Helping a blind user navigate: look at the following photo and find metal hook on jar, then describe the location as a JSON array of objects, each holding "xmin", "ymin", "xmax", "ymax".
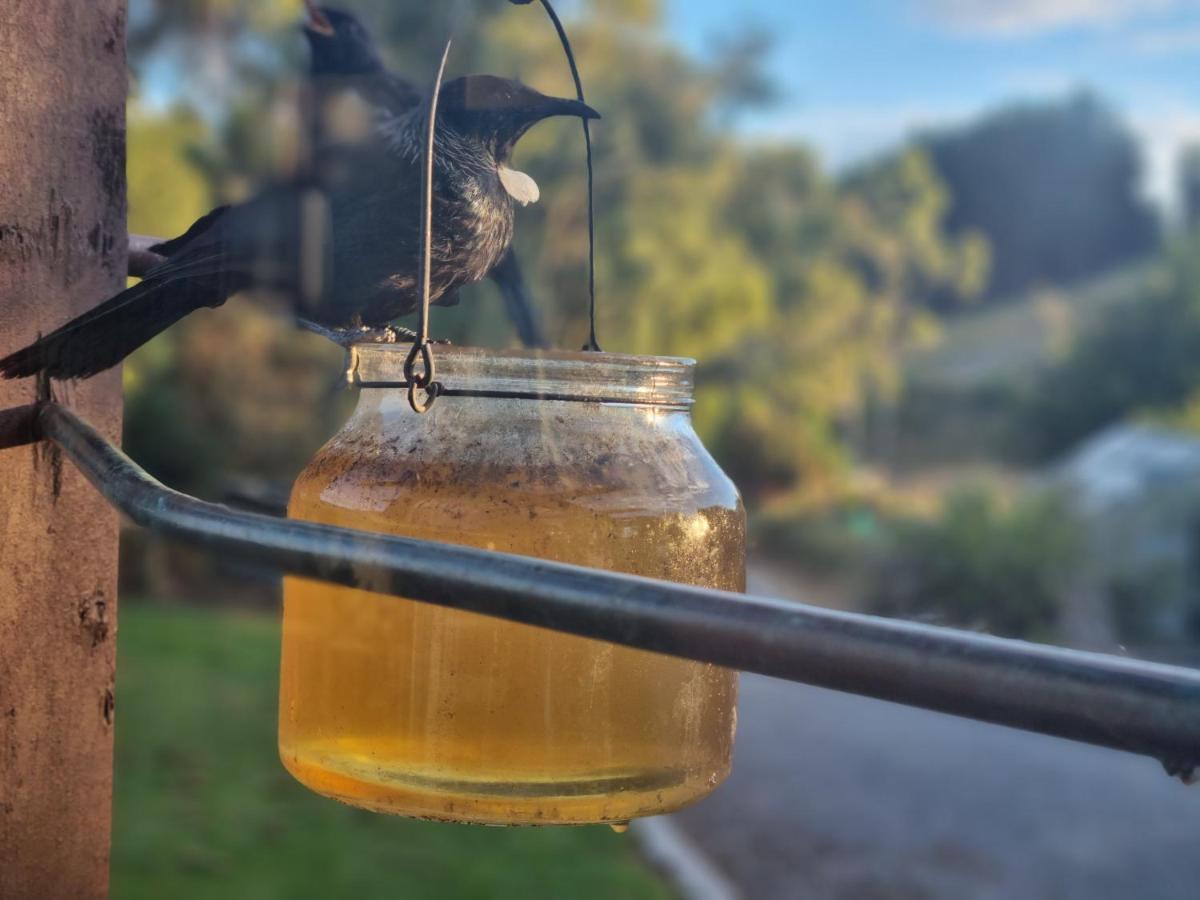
[
  {"xmin": 403, "ymin": 340, "xmax": 439, "ymax": 413},
  {"xmin": 407, "ymin": 378, "xmax": 441, "ymax": 414}
]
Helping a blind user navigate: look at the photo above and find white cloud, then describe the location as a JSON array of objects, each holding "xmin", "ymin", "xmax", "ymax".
[
  {"xmin": 1132, "ymin": 24, "xmax": 1200, "ymax": 54},
  {"xmin": 922, "ymin": 0, "xmax": 1182, "ymax": 37}
]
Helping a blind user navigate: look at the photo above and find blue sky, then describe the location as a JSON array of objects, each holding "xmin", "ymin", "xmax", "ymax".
[{"xmin": 667, "ymin": 0, "xmax": 1200, "ymax": 211}]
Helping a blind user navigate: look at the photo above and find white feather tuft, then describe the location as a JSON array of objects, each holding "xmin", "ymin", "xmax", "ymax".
[{"xmin": 498, "ymin": 165, "xmax": 540, "ymax": 206}]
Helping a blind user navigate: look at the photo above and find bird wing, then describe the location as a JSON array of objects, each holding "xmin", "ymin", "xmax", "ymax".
[
  {"xmin": 146, "ymin": 186, "xmax": 313, "ymax": 283},
  {"xmin": 147, "ymin": 205, "xmax": 231, "ymax": 257},
  {"xmin": 488, "ymin": 248, "xmax": 547, "ymax": 347}
]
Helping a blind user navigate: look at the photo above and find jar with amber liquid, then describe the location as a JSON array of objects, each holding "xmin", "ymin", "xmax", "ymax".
[{"xmin": 279, "ymin": 345, "xmax": 745, "ymax": 825}]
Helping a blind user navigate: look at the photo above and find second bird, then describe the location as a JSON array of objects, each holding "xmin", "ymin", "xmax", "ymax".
[{"xmin": 0, "ymin": 71, "xmax": 598, "ymax": 380}]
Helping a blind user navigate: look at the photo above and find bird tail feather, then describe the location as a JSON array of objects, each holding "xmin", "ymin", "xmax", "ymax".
[
  {"xmin": 0, "ymin": 277, "xmax": 215, "ymax": 380},
  {"xmin": 489, "ymin": 250, "xmax": 547, "ymax": 349}
]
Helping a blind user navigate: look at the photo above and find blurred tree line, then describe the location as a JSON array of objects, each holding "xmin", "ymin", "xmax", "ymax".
[
  {"xmin": 1015, "ymin": 232, "xmax": 1200, "ymax": 460},
  {"xmin": 124, "ymin": 0, "xmax": 985, "ymax": 500},
  {"xmin": 862, "ymin": 91, "xmax": 1159, "ymax": 307},
  {"xmin": 123, "ymin": 0, "xmax": 1164, "ymax": 505}
]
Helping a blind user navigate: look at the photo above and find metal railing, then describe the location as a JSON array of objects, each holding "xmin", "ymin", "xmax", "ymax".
[{"xmin": 3, "ymin": 399, "xmax": 1198, "ymax": 782}]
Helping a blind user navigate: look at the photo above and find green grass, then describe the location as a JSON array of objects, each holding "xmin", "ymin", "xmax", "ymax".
[{"xmin": 111, "ymin": 604, "xmax": 670, "ymax": 900}]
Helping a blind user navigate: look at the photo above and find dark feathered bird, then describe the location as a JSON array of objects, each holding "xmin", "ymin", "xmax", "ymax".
[
  {"xmin": 301, "ymin": 3, "xmax": 551, "ymax": 348},
  {"xmin": 0, "ymin": 71, "xmax": 597, "ymax": 380}
]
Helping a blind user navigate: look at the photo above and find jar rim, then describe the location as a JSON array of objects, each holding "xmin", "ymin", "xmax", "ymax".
[{"xmin": 349, "ymin": 344, "xmax": 695, "ymax": 408}]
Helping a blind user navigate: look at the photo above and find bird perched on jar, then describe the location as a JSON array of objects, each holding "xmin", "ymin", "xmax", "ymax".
[
  {"xmin": 0, "ymin": 65, "xmax": 597, "ymax": 380},
  {"xmin": 300, "ymin": 2, "xmax": 549, "ymax": 348}
]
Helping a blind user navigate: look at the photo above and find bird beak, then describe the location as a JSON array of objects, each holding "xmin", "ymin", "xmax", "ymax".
[
  {"xmin": 303, "ymin": 0, "xmax": 336, "ymax": 36},
  {"xmin": 538, "ymin": 97, "xmax": 602, "ymax": 122}
]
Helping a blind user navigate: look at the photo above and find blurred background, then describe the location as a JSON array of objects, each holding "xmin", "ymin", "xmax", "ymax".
[{"xmin": 114, "ymin": 1, "xmax": 1200, "ymax": 897}]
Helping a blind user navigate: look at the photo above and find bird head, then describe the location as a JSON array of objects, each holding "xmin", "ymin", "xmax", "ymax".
[
  {"xmin": 303, "ymin": 3, "xmax": 383, "ymax": 76},
  {"xmin": 437, "ymin": 75, "xmax": 600, "ymax": 205}
]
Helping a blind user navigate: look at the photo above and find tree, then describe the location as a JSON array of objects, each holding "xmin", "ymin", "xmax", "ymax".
[
  {"xmin": 843, "ymin": 149, "xmax": 990, "ymax": 313},
  {"xmin": 1016, "ymin": 233, "xmax": 1200, "ymax": 459},
  {"xmin": 919, "ymin": 91, "xmax": 1159, "ymax": 300},
  {"xmin": 1181, "ymin": 144, "xmax": 1200, "ymax": 233},
  {"xmin": 699, "ymin": 146, "xmax": 977, "ymax": 495}
]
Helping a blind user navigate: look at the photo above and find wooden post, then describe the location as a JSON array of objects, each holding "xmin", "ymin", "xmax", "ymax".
[{"xmin": 0, "ymin": 3, "xmax": 127, "ymax": 897}]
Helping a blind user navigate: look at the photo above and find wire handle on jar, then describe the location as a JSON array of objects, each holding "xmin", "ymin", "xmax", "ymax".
[
  {"xmin": 408, "ymin": 1, "xmax": 600, "ymax": 413},
  {"xmin": 405, "ymin": 15, "xmax": 458, "ymax": 414},
  {"xmin": 511, "ymin": 0, "xmax": 602, "ymax": 352}
]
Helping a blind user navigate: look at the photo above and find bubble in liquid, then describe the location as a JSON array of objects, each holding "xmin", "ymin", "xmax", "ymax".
[{"xmin": 610, "ymin": 822, "xmax": 630, "ymax": 834}]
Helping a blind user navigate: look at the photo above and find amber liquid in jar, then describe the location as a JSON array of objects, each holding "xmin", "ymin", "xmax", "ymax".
[{"xmin": 279, "ymin": 347, "xmax": 744, "ymax": 825}]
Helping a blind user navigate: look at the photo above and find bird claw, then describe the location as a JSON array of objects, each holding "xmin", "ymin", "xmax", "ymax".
[
  {"xmin": 298, "ymin": 320, "xmax": 394, "ymax": 348},
  {"xmin": 298, "ymin": 319, "xmax": 450, "ymax": 348},
  {"xmin": 362, "ymin": 326, "xmax": 452, "ymax": 346},
  {"xmin": 366, "ymin": 325, "xmax": 414, "ymax": 344}
]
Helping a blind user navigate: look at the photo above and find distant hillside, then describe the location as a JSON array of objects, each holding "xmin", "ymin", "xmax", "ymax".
[
  {"xmin": 906, "ymin": 263, "xmax": 1156, "ymax": 390},
  {"xmin": 865, "ymin": 263, "xmax": 1157, "ymax": 477}
]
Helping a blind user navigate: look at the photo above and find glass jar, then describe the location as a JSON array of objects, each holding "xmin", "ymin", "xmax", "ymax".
[{"xmin": 278, "ymin": 345, "xmax": 745, "ymax": 825}]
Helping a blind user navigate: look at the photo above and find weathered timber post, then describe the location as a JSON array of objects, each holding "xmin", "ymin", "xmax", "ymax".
[{"xmin": 0, "ymin": 3, "xmax": 127, "ymax": 897}]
